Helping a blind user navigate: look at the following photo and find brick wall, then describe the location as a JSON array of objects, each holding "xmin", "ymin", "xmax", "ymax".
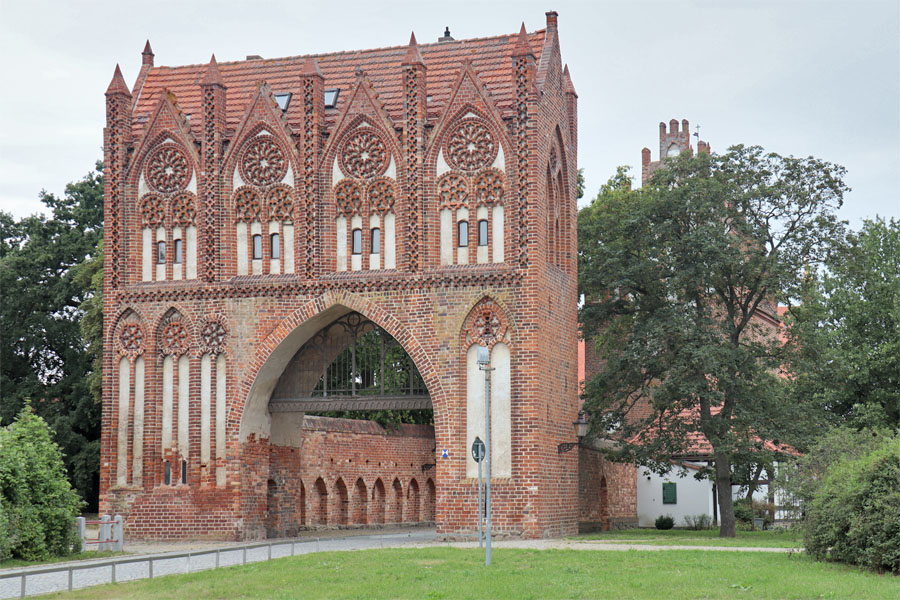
[{"xmin": 578, "ymin": 447, "xmax": 638, "ymax": 531}]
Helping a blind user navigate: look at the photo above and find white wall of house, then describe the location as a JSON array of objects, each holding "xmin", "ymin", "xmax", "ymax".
[
  {"xmin": 637, "ymin": 462, "xmax": 790, "ymax": 527},
  {"xmin": 637, "ymin": 465, "xmax": 714, "ymax": 527}
]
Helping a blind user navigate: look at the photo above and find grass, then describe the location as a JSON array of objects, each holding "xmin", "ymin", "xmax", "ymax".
[
  {"xmin": 576, "ymin": 527, "xmax": 803, "ymax": 548},
  {"xmin": 48, "ymin": 547, "xmax": 898, "ymax": 599},
  {"xmin": 0, "ymin": 551, "xmax": 120, "ymax": 570}
]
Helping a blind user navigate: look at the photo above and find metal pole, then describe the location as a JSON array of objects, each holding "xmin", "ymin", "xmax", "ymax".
[
  {"xmin": 484, "ymin": 360, "xmax": 492, "ymax": 566},
  {"xmin": 478, "ymin": 457, "xmax": 483, "ymax": 548}
]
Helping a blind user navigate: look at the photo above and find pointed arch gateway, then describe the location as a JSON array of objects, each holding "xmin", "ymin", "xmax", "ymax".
[{"xmin": 237, "ymin": 293, "xmax": 444, "ymax": 534}]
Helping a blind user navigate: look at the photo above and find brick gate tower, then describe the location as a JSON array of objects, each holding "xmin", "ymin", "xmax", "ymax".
[{"xmin": 100, "ymin": 11, "xmax": 582, "ymax": 539}]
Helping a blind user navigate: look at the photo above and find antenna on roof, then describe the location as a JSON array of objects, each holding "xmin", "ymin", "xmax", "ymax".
[{"xmin": 693, "ymin": 124, "xmax": 701, "ymax": 138}]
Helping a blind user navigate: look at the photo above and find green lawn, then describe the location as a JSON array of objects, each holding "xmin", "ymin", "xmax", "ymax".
[
  {"xmin": 576, "ymin": 527, "xmax": 803, "ymax": 548},
  {"xmin": 49, "ymin": 547, "xmax": 897, "ymax": 599},
  {"xmin": 0, "ymin": 551, "xmax": 120, "ymax": 570}
]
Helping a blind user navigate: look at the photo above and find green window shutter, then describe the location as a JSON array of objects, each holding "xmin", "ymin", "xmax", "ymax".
[{"xmin": 662, "ymin": 482, "xmax": 677, "ymax": 504}]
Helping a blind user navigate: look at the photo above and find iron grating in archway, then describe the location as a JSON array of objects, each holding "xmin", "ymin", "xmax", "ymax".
[{"xmin": 269, "ymin": 312, "xmax": 430, "ymax": 412}]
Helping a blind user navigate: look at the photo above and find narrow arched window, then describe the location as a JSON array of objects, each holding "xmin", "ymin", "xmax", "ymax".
[
  {"xmin": 156, "ymin": 241, "xmax": 166, "ymax": 264},
  {"xmin": 174, "ymin": 239, "xmax": 183, "ymax": 264},
  {"xmin": 352, "ymin": 228, "xmax": 362, "ymax": 255},
  {"xmin": 457, "ymin": 221, "xmax": 468, "ymax": 247},
  {"xmin": 478, "ymin": 220, "xmax": 489, "ymax": 246},
  {"xmin": 181, "ymin": 459, "xmax": 188, "ymax": 485},
  {"xmin": 270, "ymin": 233, "xmax": 280, "ymax": 259},
  {"xmin": 252, "ymin": 234, "xmax": 262, "ymax": 260},
  {"xmin": 371, "ymin": 228, "xmax": 381, "ymax": 254},
  {"xmin": 164, "ymin": 460, "xmax": 172, "ymax": 485}
]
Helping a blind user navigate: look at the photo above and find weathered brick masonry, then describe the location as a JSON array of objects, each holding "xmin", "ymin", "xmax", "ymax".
[{"xmin": 100, "ymin": 12, "xmax": 609, "ymax": 540}]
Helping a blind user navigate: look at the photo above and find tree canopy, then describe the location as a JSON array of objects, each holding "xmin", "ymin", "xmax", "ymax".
[
  {"xmin": 786, "ymin": 217, "xmax": 900, "ymax": 429},
  {"xmin": 578, "ymin": 146, "xmax": 847, "ymax": 536},
  {"xmin": 0, "ymin": 164, "xmax": 103, "ymax": 509}
]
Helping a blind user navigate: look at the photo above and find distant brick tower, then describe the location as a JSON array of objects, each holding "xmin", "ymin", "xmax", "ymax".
[
  {"xmin": 99, "ymin": 12, "xmax": 590, "ymax": 541},
  {"xmin": 641, "ymin": 118, "xmax": 710, "ymax": 184}
]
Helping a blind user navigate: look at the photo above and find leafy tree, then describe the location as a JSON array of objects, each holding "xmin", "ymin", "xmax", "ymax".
[
  {"xmin": 787, "ymin": 218, "xmax": 900, "ymax": 428},
  {"xmin": 0, "ymin": 403, "xmax": 85, "ymax": 561},
  {"xmin": 579, "ymin": 146, "xmax": 847, "ymax": 536},
  {"xmin": 777, "ymin": 425, "xmax": 886, "ymax": 520},
  {"xmin": 0, "ymin": 164, "xmax": 103, "ymax": 510}
]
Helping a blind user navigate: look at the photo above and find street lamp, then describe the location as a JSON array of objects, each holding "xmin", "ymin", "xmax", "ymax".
[
  {"xmin": 558, "ymin": 410, "xmax": 589, "ymax": 454},
  {"xmin": 477, "ymin": 345, "xmax": 492, "ymax": 566}
]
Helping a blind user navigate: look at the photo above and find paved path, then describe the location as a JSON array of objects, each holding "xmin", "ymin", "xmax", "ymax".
[
  {"xmin": 1, "ymin": 529, "xmax": 438, "ymax": 598},
  {"xmin": 123, "ymin": 525, "xmax": 436, "ymax": 556}
]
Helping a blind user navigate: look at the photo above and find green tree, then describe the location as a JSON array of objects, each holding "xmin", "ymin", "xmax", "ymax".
[
  {"xmin": 0, "ymin": 164, "xmax": 103, "ymax": 510},
  {"xmin": 578, "ymin": 146, "xmax": 847, "ymax": 536},
  {"xmin": 0, "ymin": 403, "xmax": 85, "ymax": 561},
  {"xmin": 787, "ymin": 218, "xmax": 900, "ymax": 428}
]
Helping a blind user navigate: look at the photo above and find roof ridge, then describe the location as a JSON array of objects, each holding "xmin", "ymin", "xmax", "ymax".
[{"xmin": 145, "ymin": 29, "xmax": 548, "ymax": 72}]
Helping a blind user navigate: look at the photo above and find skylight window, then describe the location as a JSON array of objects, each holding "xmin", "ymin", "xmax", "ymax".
[
  {"xmin": 274, "ymin": 93, "xmax": 292, "ymax": 112},
  {"xmin": 324, "ymin": 88, "xmax": 340, "ymax": 108}
]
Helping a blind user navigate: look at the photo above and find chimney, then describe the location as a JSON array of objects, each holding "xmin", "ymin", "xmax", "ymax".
[{"xmin": 438, "ymin": 26, "xmax": 454, "ymax": 43}]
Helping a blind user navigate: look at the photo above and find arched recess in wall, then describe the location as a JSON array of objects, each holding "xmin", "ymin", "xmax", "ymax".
[
  {"xmin": 112, "ymin": 310, "xmax": 147, "ymax": 488},
  {"xmin": 157, "ymin": 308, "xmax": 194, "ymax": 486},
  {"xmin": 197, "ymin": 314, "xmax": 228, "ymax": 487},
  {"xmin": 462, "ymin": 296, "xmax": 512, "ymax": 479}
]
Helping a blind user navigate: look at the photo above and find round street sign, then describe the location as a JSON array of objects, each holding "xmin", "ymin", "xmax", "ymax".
[{"xmin": 471, "ymin": 437, "xmax": 486, "ymax": 463}]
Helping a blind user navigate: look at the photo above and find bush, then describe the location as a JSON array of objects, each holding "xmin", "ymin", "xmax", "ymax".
[
  {"xmin": 733, "ymin": 498, "xmax": 754, "ymax": 524},
  {"xmin": 683, "ymin": 514, "xmax": 713, "ymax": 530},
  {"xmin": 0, "ymin": 404, "xmax": 84, "ymax": 561},
  {"xmin": 804, "ymin": 434, "xmax": 900, "ymax": 573},
  {"xmin": 655, "ymin": 515, "xmax": 674, "ymax": 530}
]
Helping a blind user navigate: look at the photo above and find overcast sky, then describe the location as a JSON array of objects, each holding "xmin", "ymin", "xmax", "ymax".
[{"xmin": 1, "ymin": 0, "xmax": 897, "ymax": 226}]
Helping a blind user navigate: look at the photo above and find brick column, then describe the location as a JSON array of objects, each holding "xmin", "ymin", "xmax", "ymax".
[
  {"xmin": 300, "ymin": 58, "xmax": 324, "ymax": 279},
  {"xmin": 200, "ymin": 55, "xmax": 226, "ymax": 283},
  {"xmin": 401, "ymin": 33, "xmax": 426, "ymax": 270},
  {"xmin": 511, "ymin": 25, "xmax": 535, "ymax": 268}
]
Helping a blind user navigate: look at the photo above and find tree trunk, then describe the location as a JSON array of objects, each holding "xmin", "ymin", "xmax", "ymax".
[{"xmin": 715, "ymin": 454, "xmax": 736, "ymax": 537}]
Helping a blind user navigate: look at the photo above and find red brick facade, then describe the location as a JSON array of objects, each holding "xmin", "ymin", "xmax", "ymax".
[{"xmin": 100, "ymin": 12, "xmax": 589, "ymax": 541}]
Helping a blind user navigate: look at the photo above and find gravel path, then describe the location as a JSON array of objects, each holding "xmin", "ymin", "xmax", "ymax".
[{"xmin": 416, "ymin": 538, "xmax": 801, "ymax": 553}]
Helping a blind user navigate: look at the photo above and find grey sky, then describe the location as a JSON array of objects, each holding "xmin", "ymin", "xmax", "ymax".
[{"xmin": 1, "ymin": 0, "xmax": 897, "ymax": 226}]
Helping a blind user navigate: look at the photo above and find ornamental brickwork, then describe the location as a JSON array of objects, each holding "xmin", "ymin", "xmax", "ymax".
[{"xmin": 100, "ymin": 12, "xmax": 608, "ymax": 541}]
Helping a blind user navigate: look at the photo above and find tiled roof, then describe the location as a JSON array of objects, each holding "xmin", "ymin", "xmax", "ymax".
[
  {"xmin": 131, "ymin": 29, "xmax": 547, "ymax": 139},
  {"xmin": 635, "ymin": 405, "xmax": 800, "ymax": 458}
]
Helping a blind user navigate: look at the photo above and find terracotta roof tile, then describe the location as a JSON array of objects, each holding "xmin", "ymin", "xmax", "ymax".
[{"xmin": 131, "ymin": 29, "xmax": 546, "ymax": 138}]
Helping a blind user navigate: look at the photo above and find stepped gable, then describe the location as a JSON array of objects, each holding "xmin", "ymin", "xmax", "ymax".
[{"xmin": 131, "ymin": 29, "xmax": 547, "ymax": 139}]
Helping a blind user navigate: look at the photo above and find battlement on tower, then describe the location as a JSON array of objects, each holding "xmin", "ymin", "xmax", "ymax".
[{"xmin": 641, "ymin": 118, "xmax": 710, "ymax": 184}]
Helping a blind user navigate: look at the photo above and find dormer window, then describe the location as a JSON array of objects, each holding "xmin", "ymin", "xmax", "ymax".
[
  {"xmin": 324, "ymin": 89, "xmax": 340, "ymax": 108},
  {"xmin": 274, "ymin": 93, "xmax": 292, "ymax": 112}
]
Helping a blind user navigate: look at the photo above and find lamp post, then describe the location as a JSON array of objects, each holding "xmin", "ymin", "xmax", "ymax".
[
  {"xmin": 477, "ymin": 345, "xmax": 493, "ymax": 566},
  {"xmin": 557, "ymin": 410, "xmax": 590, "ymax": 454}
]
